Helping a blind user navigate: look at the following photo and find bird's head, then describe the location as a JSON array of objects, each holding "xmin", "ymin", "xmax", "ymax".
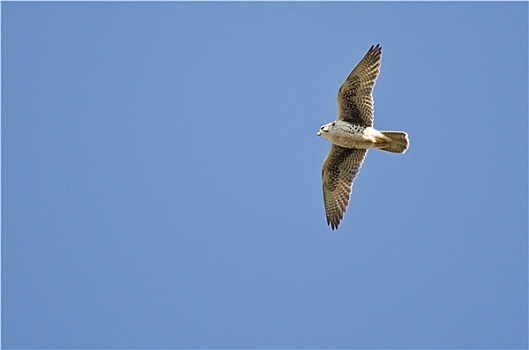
[{"xmin": 317, "ymin": 121, "xmax": 335, "ymax": 137}]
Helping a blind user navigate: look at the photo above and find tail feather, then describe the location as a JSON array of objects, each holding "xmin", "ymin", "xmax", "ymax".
[{"xmin": 379, "ymin": 131, "xmax": 409, "ymax": 154}]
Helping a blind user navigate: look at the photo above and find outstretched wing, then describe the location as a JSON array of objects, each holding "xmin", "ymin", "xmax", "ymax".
[
  {"xmin": 322, "ymin": 145, "xmax": 368, "ymax": 230},
  {"xmin": 337, "ymin": 44, "xmax": 382, "ymax": 127}
]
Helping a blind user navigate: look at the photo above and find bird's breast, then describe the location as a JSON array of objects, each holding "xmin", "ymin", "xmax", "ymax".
[{"xmin": 329, "ymin": 126, "xmax": 378, "ymax": 149}]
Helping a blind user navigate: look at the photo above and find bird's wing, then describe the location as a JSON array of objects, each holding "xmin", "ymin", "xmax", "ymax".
[
  {"xmin": 337, "ymin": 44, "xmax": 382, "ymax": 127},
  {"xmin": 322, "ymin": 145, "xmax": 368, "ymax": 230}
]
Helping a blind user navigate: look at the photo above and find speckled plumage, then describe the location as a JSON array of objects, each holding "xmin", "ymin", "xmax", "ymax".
[{"xmin": 318, "ymin": 44, "xmax": 409, "ymax": 230}]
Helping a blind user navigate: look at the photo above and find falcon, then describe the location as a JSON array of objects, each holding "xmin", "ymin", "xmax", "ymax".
[{"xmin": 317, "ymin": 44, "xmax": 409, "ymax": 230}]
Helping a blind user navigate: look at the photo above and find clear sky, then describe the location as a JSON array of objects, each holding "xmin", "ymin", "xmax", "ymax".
[{"xmin": 2, "ymin": 2, "xmax": 527, "ymax": 349}]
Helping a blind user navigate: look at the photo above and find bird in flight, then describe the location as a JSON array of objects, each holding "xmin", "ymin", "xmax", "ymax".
[{"xmin": 317, "ymin": 44, "xmax": 409, "ymax": 230}]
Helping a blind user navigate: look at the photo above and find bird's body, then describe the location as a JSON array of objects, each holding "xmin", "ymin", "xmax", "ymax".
[
  {"xmin": 318, "ymin": 44, "xmax": 409, "ymax": 230},
  {"xmin": 318, "ymin": 121, "xmax": 408, "ymax": 153}
]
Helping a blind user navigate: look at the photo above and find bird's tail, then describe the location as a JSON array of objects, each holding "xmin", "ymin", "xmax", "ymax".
[{"xmin": 379, "ymin": 131, "xmax": 409, "ymax": 154}]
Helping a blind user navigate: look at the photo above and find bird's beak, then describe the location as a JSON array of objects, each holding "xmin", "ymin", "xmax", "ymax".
[{"xmin": 317, "ymin": 131, "xmax": 322, "ymax": 136}]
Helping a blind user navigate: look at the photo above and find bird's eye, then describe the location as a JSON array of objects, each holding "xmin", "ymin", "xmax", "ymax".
[{"xmin": 332, "ymin": 122, "xmax": 336, "ymax": 126}]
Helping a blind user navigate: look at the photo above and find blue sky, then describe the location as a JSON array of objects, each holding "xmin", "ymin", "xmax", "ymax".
[{"xmin": 2, "ymin": 2, "xmax": 527, "ymax": 349}]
